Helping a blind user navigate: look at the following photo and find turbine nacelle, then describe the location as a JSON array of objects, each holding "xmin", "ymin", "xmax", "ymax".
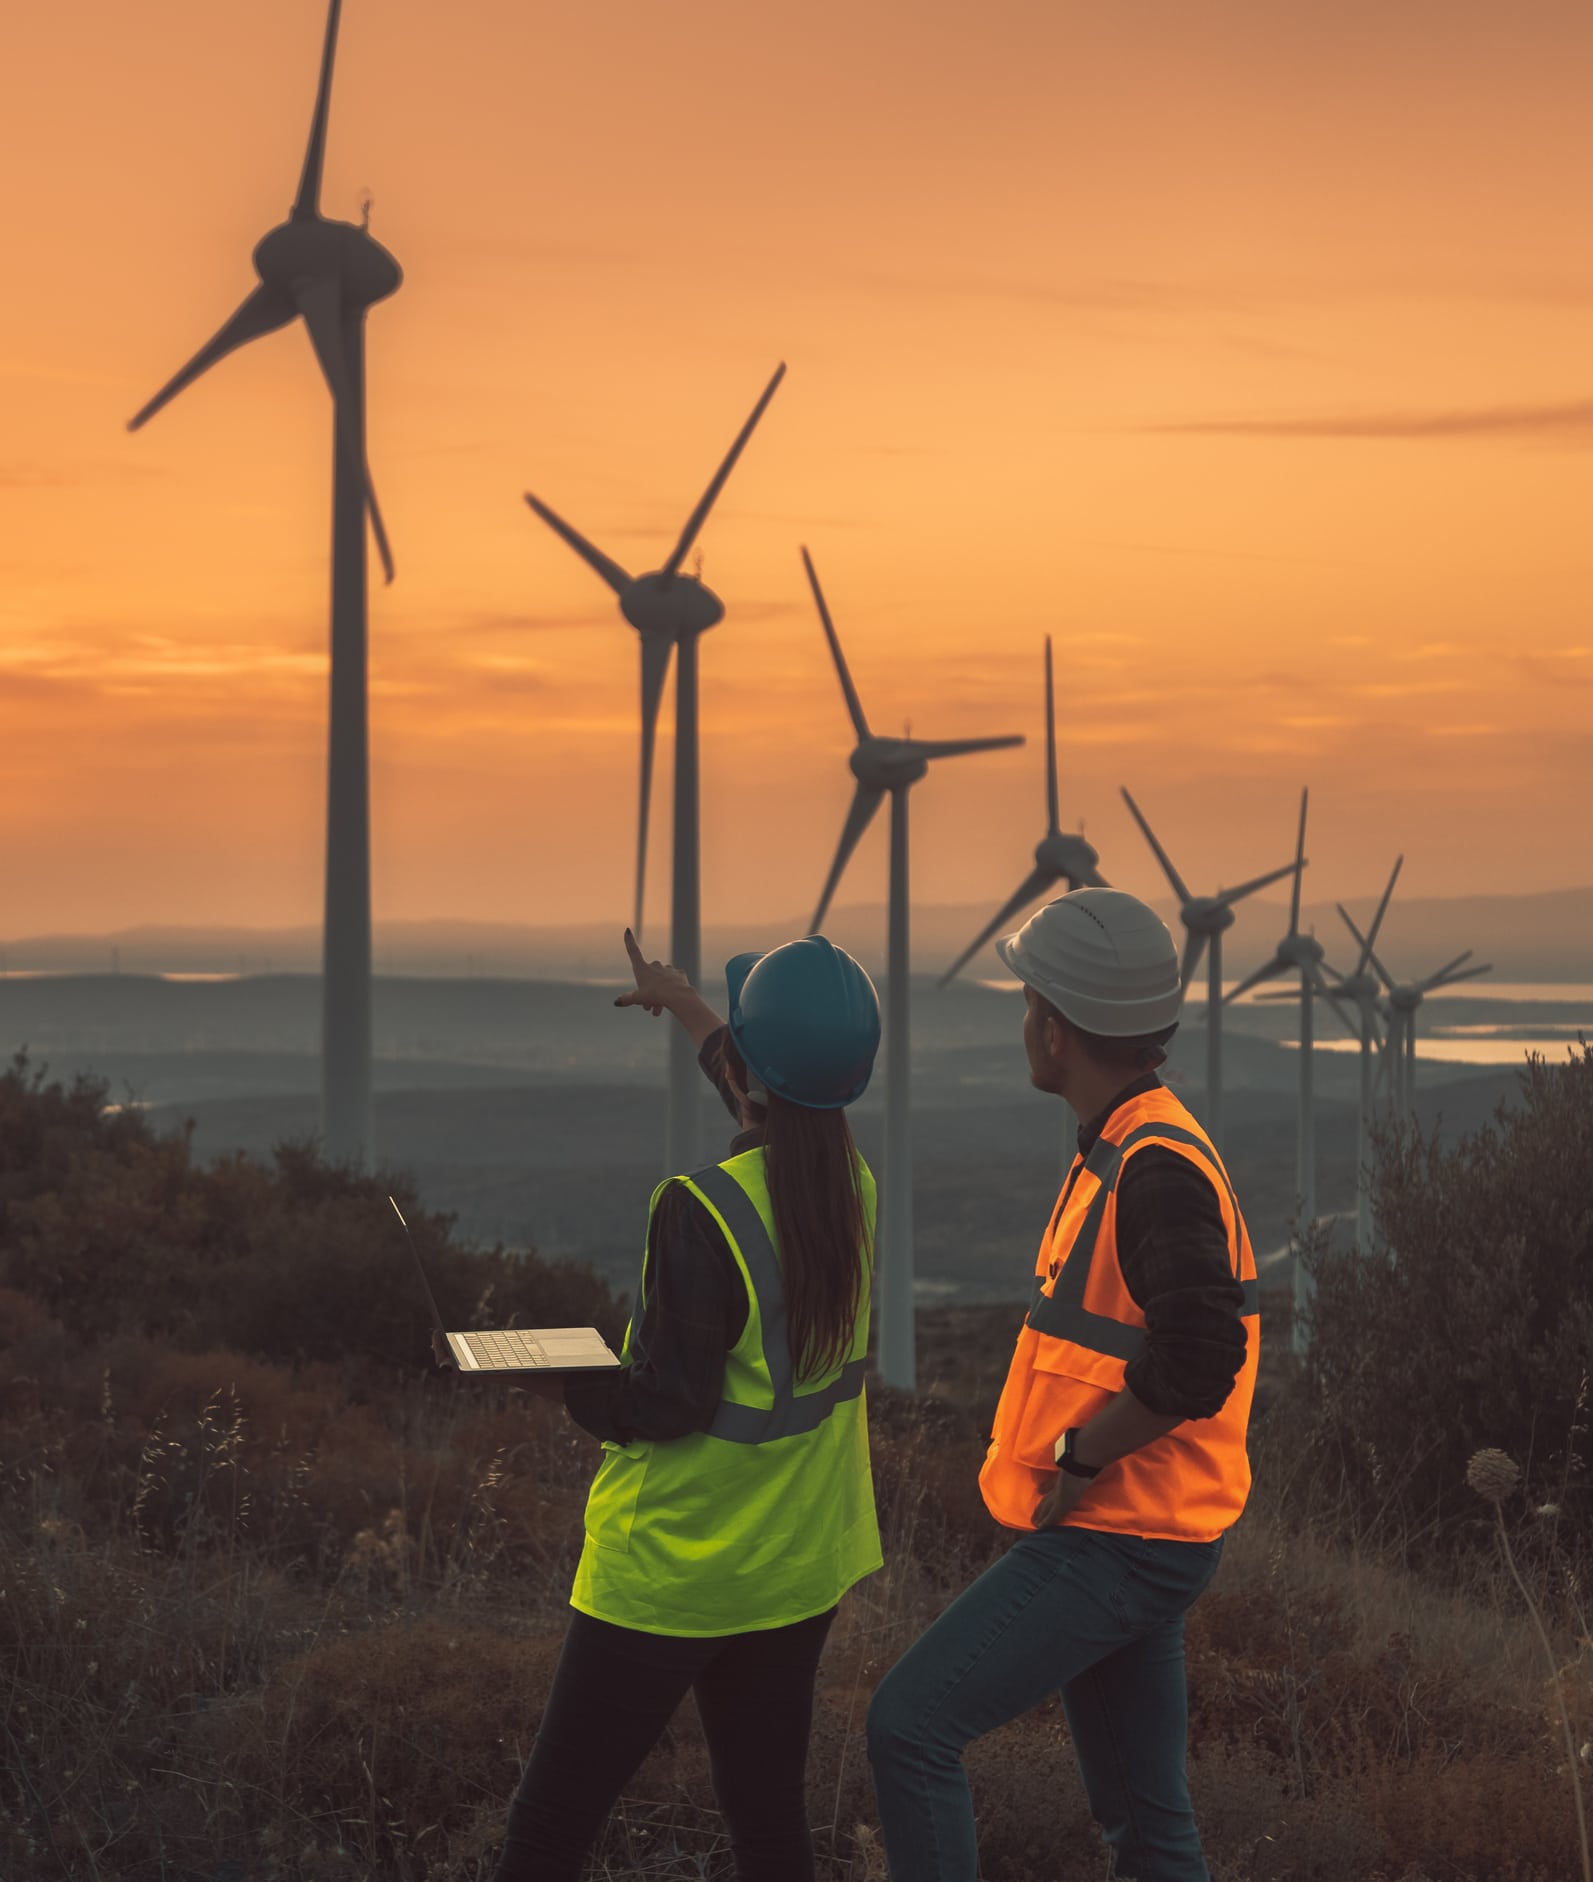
[
  {"xmin": 1276, "ymin": 930, "xmax": 1326, "ymax": 969},
  {"xmin": 619, "ymin": 573, "xmax": 725, "ymax": 639},
  {"xmin": 1335, "ymin": 971, "xmax": 1383, "ymax": 1007},
  {"xmin": 1035, "ymin": 830, "xmax": 1100, "ymax": 884},
  {"xmin": 253, "ymin": 218, "xmax": 402, "ymax": 307},
  {"xmin": 851, "ymin": 738, "xmax": 931, "ymax": 791},
  {"xmin": 1180, "ymin": 898, "xmax": 1239, "ymax": 937}
]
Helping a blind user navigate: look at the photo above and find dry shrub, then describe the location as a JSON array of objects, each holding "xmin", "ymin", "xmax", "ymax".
[
  {"xmin": 202, "ymin": 1615, "xmax": 562, "ymax": 1870},
  {"xmin": 1279, "ymin": 1044, "xmax": 1593, "ymax": 1577}
]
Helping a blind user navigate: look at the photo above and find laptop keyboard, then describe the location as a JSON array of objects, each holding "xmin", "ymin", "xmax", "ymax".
[
  {"xmin": 461, "ymin": 1330, "xmax": 553, "ymax": 1370},
  {"xmin": 457, "ymin": 1328, "xmax": 618, "ymax": 1371}
]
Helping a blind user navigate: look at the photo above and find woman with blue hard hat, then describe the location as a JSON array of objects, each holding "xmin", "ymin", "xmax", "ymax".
[{"xmin": 485, "ymin": 927, "xmax": 883, "ymax": 1882}]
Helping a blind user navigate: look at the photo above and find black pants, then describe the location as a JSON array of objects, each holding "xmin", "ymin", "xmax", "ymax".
[{"xmin": 492, "ymin": 1605, "xmax": 838, "ymax": 1882}]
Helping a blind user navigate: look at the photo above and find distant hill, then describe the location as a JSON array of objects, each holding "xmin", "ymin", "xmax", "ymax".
[{"xmin": 4, "ymin": 884, "xmax": 1591, "ymax": 982}]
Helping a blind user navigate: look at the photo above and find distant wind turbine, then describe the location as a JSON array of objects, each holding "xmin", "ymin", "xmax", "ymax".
[
  {"xmin": 939, "ymin": 636, "xmax": 1107, "ymax": 989},
  {"xmin": 128, "ymin": 0, "xmax": 398, "ymax": 1168},
  {"xmin": 1354, "ymin": 935, "xmax": 1492, "ymax": 1116},
  {"xmin": 804, "ymin": 547, "xmax": 1023, "ymax": 1391},
  {"xmin": 524, "ymin": 365, "xmax": 786, "ymax": 1174},
  {"xmin": 1333, "ymin": 858, "xmax": 1403, "ymax": 1251},
  {"xmin": 1223, "ymin": 789, "xmax": 1358, "ymax": 1351},
  {"xmin": 1120, "ymin": 789, "xmax": 1300, "ymax": 1150}
]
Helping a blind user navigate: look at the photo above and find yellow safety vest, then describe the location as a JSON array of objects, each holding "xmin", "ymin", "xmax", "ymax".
[{"xmin": 571, "ymin": 1147, "xmax": 883, "ymax": 1636}]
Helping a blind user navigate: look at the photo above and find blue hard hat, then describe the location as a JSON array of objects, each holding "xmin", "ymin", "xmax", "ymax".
[{"xmin": 725, "ymin": 936, "xmax": 881, "ymax": 1110}]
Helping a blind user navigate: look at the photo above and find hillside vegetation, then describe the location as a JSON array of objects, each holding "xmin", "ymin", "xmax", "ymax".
[{"xmin": 2, "ymin": 1047, "xmax": 1590, "ymax": 1880}]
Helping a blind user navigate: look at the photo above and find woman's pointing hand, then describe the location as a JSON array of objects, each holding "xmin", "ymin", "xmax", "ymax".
[{"xmin": 615, "ymin": 928, "xmax": 693, "ymax": 1018}]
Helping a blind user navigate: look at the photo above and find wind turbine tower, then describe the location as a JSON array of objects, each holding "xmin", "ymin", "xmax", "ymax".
[
  {"xmin": 803, "ymin": 549, "xmax": 1023, "ymax": 1391},
  {"xmin": 1333, "ymin": 858, "xmax": 1403, "ymax": 1252},
  {"xmin": 128, "ymin": 0, "xmax": 398, "ymax": 1167},
  {"xmin": 1223, "ymin": 789, "xmax": 1360, "ymax": 1351},
  {"xmin": 525, "ymin": 366, "xmax": 785, "ymax": 1174},
  {"xmin": 939, "ymin": 636, "xmax": 1107, "ymax": 988},
  {"xmin": 1120, "ymin": 790, "xmax": 1300, "ymax": 1150}
]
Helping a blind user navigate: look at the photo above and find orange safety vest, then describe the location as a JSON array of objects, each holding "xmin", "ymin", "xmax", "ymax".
[{"xmin": 980, "ymin": 1085, "xmax": 1260, "ymax": 1543}]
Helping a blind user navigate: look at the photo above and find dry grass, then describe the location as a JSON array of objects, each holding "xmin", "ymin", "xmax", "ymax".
[{"xmin": 3, "ymin": 1298, "xmax": 1589, "ymax": 1882}]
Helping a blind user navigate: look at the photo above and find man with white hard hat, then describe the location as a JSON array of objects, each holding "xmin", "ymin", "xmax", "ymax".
[{"xmin": 867, "ymin": 888, "xmax": 1259, "ymax": 1882}]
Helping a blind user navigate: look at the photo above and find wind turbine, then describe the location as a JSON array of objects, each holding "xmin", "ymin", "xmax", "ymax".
[
  {"xmin": 1333, "ymin": 859, "xmax": 1403, "ymax": 1252},
  {"xmin": 938, "ymin": 636, "xmax": 1107, "ymax": 989},
  {"xmin": 1120, "ymin": 789, "xmax": 1301, "ymax": 1150},
  {"xmin": 1360, "ymin": 942, "xmax": 1492, "ymax": 1116},
  {"xmin": 1222, "ymin": 789, "xmax": 1357, "ymax": 1351},
  {"xmin": 128, "ymin": 0, "xmax": 398, "ymax": 1168},
  {"xmin": 524, "ymin": 365, "xmax": 785, "ymax": 1175},
  {"xmin": 803, "ymin": 548, "xmax": 1023, "ymax": 1391}
]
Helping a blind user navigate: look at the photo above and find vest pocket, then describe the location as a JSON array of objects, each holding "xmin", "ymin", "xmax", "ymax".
[
  {"xmin": 1030, "ymin": 1336, "xmax": 1126, "ymax": 1396},
  {"xmin": 585, "ymin": 1440, "xmax": 651, "ymax": 1556}
]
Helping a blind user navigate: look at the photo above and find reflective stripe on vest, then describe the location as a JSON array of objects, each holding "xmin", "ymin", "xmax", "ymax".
[
  {"xmin": 1026, "ymin": 1120, "xmax": 1260, "ymax": 1356},
  {"xmin": 688, "ymin": 1162, "xmax": 869, "ymax": 1445}
]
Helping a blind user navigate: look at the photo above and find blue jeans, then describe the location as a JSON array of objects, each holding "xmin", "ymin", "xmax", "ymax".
[{"xmin": 867, "ymin": 1525, "xmax": 1224, "ymax": 1882}]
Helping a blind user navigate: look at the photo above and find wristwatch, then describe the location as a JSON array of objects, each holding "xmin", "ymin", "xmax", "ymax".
[{"xmin": 1053, "ymin": 1427, "xmax": 1103, "ymax": 1479}]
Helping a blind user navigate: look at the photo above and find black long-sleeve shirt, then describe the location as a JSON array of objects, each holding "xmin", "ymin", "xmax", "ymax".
[
  {"xmin": 563, "ymin": 1045, "xmax": 1248, "ymax": 1444},
  {"xmin": 1065, "ymin": 1072, "xmax": 1250, "ymax": 1421}
]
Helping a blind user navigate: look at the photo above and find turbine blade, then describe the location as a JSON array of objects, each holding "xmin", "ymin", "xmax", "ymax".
[
  {"xmin": 1215, "ymin": 858, "xmax": 1301, "ymax": 908},
  {"xmin": 1431, "ymin": 961, "xmax": 1493, "ymax": 990},
  {"xmin": 801, "ymin": 547, "xmax": 869, "ymax": 738},
  {"xmin": 913, "ymin": 735, "xmax": 1025, "ymax": 761},
  {"xmin": 938, "ymin": 866, "xmax": 1058, "ymax": 989},
  {"xmin": 1416, "ymin": 948, "xmax": 1473, "ymax": 992},
  {"xmin": 1375, "ymin": 1035, "xmax": 1392, "ymax": 1093},
  {"xmin": 1223, "ymin": 955, "xmax": 1290, "ymax": 1007},
  {"xmin": 294, "ymin": 0, "xmax": 343, "ymax": 219},
  {"xmin": 523, "ymin": 494, "xmax": 633, "ymax": 596},
  {"xmin": 1337, "ymin": 902, "xmax": 1373, "ymax": 972},
  {"xmin": 661, "ymin": 361, "xmax": 786, "ymax": 579},
  {"xmin": 1366, "ymin": 946, "xmax": 1396, "ymax": 995},
  {"xmin": 812, "ymin": 786, "xmax": 884, "ymax": 931},
  {"xmin": 633, "ymin": 632, "xmax": 674, "ymax": 936},
  {"xmin": 294, "ymin": 276, "xmax": 394, "ymax": 583},
  {"xmin": 1289, "ymin": 787, "xmax": 1308, "ymax": 934},
  {"xmin": 1364, "ymin": 854, "xmax": 1404, "ymax": 961},
  {"xmin": 126, "ymin": 286, "xmax": 296, "ymax": 431},
  {"xmin": 1120, "ymin": 788, "xmax": 1193, "ymax": 906},
  {"xmin": 1178, "ymin": 927, "xmax": 1207, "ymax": 994},
  {"xmin": 1044, "ymin": 636, "xmax": 1060, "ymax": 836},
  {"xmin": 1309, "ymin": 968, "xmax": 1363, "ymax": 1040}
]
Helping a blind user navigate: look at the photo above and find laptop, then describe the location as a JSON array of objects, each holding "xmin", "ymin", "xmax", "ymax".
[{"xmin": 390, "ymin": 1197, "xmax": 622, "ymax": 1376}]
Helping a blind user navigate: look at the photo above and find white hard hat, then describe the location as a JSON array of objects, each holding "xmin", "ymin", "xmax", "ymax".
[{"xmin": 995, "ymin": 889, "xmax": 1182, "ymax": 1036}]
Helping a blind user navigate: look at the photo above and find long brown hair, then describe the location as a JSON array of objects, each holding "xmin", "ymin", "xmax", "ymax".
[{"xmin": 723, "ymin": 1036, "xmax": 871, "ymax": 1383}]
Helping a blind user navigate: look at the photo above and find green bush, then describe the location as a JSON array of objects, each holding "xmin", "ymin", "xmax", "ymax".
[
  {"xmin": 1283, "ymin": 1043, "xmax": 1593, "ymax": 1571},
  {"xmin": 0, "ymin": 1053, "xmax": 626, "ymax": 1368}
]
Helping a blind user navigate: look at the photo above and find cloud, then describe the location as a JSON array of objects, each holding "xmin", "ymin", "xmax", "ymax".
[{"xmin": 1146, "ymin": 399, "xmax": 1593, "ymax": 443}]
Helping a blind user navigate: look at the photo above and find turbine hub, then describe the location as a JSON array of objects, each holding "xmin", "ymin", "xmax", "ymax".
[
  {"xmin": 621, "ymin": 572, "xmax": 725, "ymax": 638},
  {"xmin": 254, "ymin": 218, "xmax": 403, "ymax": 308},
  {"xmin": 1388, "ymin": 985, "xmax": 1424, "ymax": 1012},
  {"xmin": 1182, "ymin": 898, "xmax": 1235, "ymax": 936},
  {"xmin": 1276, "ymin": 931, "xmax": 1325, "ymax": 967},
  {"xmin": 1336, "ymin": 972, "xmax": 1380, "ymax": 1003},
  {"xmin": 851, "ymin": 739, "xmax": 928, "ymax": 789},
  {"xmin": 1036, "ymin": 832, "xmax": 1099, "ymax": 881}
]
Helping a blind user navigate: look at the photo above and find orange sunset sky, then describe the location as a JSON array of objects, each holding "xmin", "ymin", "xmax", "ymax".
[{"xmin": 3, "ymin": 0, "xmax": 1590, "ymax": 937}]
